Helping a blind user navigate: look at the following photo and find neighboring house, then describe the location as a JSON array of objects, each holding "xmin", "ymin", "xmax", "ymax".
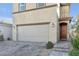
[
  {"xmin": 13, "ymin": 3, "xmax": 72, "ymax": 43},
  {"xmin": 0, "ymin": 22, "xmax": 12, "ymax": 40}
]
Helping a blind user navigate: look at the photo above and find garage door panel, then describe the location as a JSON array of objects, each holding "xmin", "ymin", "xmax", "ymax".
[{"xmin": 18, "ymin": 24, "xmax": 49, "ymax": 42}]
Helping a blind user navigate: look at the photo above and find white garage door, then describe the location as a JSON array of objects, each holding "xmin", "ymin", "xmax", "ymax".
[{"xmin": 17, "ymin": 24, "xmax": 49, "ymax": 42}]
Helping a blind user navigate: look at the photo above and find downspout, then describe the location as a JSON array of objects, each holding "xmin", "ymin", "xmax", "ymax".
[{"xmin": 57, "ymin": 3, "xmax": 60, "ymax": 41}]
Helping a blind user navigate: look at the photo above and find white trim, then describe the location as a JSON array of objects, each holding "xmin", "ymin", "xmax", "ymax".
[{"xmin": 57, "ymin": 3, "xmax": 60, "ymax": 18}]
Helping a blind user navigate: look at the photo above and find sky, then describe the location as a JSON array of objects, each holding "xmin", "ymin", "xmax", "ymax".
[
  {"xmin": 70, "ymin": 3, "xmax": 79, "ymax": 22},
  {"xmin": 0, "ymin": 3, "xmax": 79, "ymax": 23},
  {"xmin": 70, "ymin": 3, "xmax": 79, "ymax": 17},
  {"xmin": 0, "ymin": 3, "xmax": 12, "ymax": 23}
]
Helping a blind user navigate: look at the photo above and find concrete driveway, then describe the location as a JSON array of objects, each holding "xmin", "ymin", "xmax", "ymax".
[
  {"xmin": 0, "ymin": 41, "xmax": 52, "ymax": 56},
  {"xmin": 0, "ymin": 41, "xmax": 70, "ymax": 56}
]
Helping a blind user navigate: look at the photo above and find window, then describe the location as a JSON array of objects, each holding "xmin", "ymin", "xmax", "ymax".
[
  {"xmin": 36, "ymin": 3, "xmax": 46, "ymax": 8},
  {"xmin": 19, "ymin": 3, "xmax": 26, "ymax": 11}
]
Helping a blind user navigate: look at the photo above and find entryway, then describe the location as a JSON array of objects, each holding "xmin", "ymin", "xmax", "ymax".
[{"xmin": 60, "ymin": 23, "xmax": 67, "ymax": 41}]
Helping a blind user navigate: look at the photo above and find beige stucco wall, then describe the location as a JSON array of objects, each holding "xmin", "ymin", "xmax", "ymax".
[
  {"xmin": 13, "ymin": 3, "xmax": 18, "ymax": 13},
  {"xmin": 49, "ymin": 20, "xmax": 58, "ymax": 43},
  {"xmin": 27, "ymin": 3, "xmax": 36, "ymax": 10},
  {"xmin": 60, "ymin": 5, "xmax": 70, "ymax": 18},
  {"xmin": 13, "ymin": 3, "xmax": 57, "ymax": 13},
  {"xmin": 13, "ymin": 4, "xmax": 58, "ymax": 43},
  {"xmin": 13, "ymin": 6, "xmax": 57, "ymax": 25}
]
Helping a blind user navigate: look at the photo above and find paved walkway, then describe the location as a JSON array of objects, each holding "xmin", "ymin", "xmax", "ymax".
[
  {"xmin": 49, "ymin": 41, "xmax": 71, "ymax": 56},
  {"xmin": 0, "ymin": 41, "xmax": 70, "ymax": 56}
]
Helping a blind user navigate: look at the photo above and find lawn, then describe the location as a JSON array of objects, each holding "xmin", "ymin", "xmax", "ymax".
[{"xmin": 69, "ymin": 48, "xmax": 79, "ymax": 56}]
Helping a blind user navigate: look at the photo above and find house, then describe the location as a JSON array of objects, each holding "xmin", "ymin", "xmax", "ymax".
[
  {"xmin": 0, "ymin": 22, "xmax": 12, "ymax": 40},
  {"xmin": 13, "ymin": 3, "xmax": 72, "ymax": 43}
]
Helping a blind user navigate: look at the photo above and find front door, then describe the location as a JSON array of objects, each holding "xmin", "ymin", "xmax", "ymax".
[{"xmin": 60, "ymin": 23, "xmax": 67, "ymax": 41}]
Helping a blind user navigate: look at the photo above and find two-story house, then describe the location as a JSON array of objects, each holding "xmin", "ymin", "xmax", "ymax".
[{"xmin": 13, "ymin": 3, "xmax": 72, "ymax": 43}]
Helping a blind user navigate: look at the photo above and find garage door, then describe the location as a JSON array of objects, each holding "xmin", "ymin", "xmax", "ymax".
[{"xmin": 17, "ymin": 24, "xmax": 49, "ymax": 42}]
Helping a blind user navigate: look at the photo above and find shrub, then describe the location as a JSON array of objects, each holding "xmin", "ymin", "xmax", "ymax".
[
  {"xmin": 69, "ymin": 49, "xmax": 79, "ymax": 56},
  {"xmin": 46, "ymin": 41, "xmax": 54, "ymax": 49},
  {"xmin": 0, "ymin": 35, "xmax": 4, "ymax": 41},
  {"xmin": 71, "ymin": 36, "xmax": 79, "ymax": 49}
]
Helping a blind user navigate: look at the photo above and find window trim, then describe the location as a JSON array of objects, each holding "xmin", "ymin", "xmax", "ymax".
[
  {"xmin": 18, "ymin": 3, "xmax": 26, "ymax": 11},
  {"xmin": 36, "ymin": 3, "xmax": 46, "ymax": 8}
]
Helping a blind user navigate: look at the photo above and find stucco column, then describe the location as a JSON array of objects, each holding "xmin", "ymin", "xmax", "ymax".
[{"xmin": 49, "ymin": 21, "xmax": 58, "ymax": 44}]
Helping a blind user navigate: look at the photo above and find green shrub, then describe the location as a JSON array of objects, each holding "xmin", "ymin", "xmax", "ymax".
[
  {"xmin": 69, "ymin": 49, "xmax": 79, "ymax": 56},
  {"xmin": 46, "ymin": 41, "xmax": 54, "ymax": 49},
  {"xmin": 71, "ymin": 36, "xmax": 79, "ymax": 49},
  {"xmin": 0, "ymin": 35, "xmax": 4, "ymax": 41}
]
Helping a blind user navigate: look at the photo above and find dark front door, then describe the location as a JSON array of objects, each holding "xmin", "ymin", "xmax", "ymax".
[{"xmin": 60, "ymin": 23, "xmax": 67, "ymax": 41}]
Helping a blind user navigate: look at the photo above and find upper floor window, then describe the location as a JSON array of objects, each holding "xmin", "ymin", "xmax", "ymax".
[
  {"xmin": 36, "ymin": 3, "xmax": 46, "ymax": 8},
  {"xmin": 19, "ymin": 3, "xmax": 26, "ymax": 11}
]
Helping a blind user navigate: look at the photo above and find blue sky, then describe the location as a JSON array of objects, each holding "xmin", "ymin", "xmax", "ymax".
[
  {"xmin": 0, "ymin": 3, "xmax": 79, "ymax": 23},
  {"xmin": 0, "ymin": 3, "xmax": 12, "ymax": 18},
  {"xmin": 70, "ymin": 3, "xmax": 79, "ymax": 24},
  {"xmin": 0, "ymin": 3, "xmax": 12, "ymax": 23},
  {"xmin": 70, "ymin": 3, "xmax": 79, "ymax": 18}
]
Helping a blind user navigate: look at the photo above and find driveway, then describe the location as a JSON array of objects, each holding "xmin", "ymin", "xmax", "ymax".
[
  {"xmin": 0, "ymin": 41, "xmax": 70, "ymax": 56},
  {"xmin": 0, "ymin": 41, "xmax": 52, "ymax": 56}
]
